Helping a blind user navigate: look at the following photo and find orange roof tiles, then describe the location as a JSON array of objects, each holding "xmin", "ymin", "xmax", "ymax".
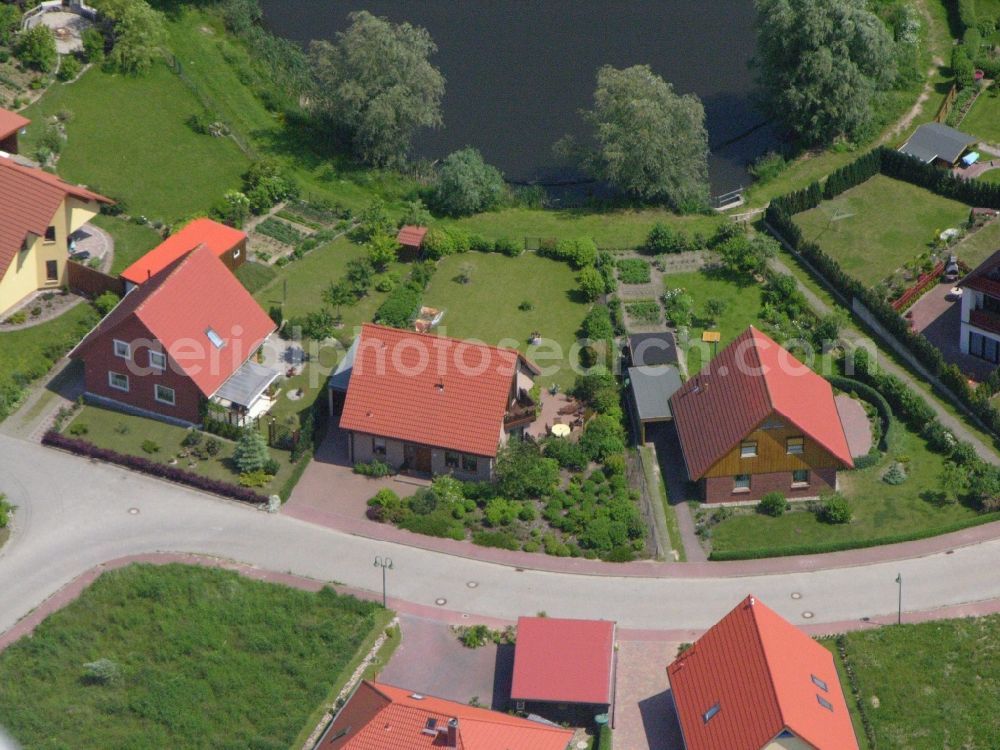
[
  {"xmin": 396, "ymin": 225, "xmax": 428, "ymax": 247},
  {"xmin": 668, "ymin": 595, "xmax": 859, "ymax": 750},
  {"xmin": 72, "ymin": 245, "xmax": 275, "ymax": 397},
  {"xmin": 0, "ymin": 107, "xmax": 29, "ymax": 141},
  {"xmin": 121, "ymin": 218, "xmax": 246, "ymax": 285},
  {"xmin": 318, "ymin": 681, "xmax": 573, "ymax": 750},
  {"xmin": 669, "ymin": 326, "xmax": 853, "ymax": 479},
  {"xmin": 339, "ymin": 324, "xmax": 535, "ymax": 457},
  {"xmin": 511, "ymin": 617, "xmax": 615, "ymax": 705},
  {"xmin": 0, "ymin": 158, "xmax": 111, "ymax": 281}
]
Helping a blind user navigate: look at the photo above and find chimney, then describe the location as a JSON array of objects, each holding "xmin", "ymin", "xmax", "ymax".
[
  {"xmin": 447, "ymin": 718, "xmax": 458, "ymax": 748},
  {"xmin": 435, "ymin": 378, "xmax": 444, "ymax": 392},
  {"xmin": 147, "ymin": 268, "xmax": 151, "ymax": 281}
]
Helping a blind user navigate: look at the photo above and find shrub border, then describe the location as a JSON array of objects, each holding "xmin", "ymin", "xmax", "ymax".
[{"xmin": 42, "ymin": 431, "xmax": 269, "ymax": 504}]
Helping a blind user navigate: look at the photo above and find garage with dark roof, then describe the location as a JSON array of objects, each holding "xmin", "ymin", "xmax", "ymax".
[
  {"xmin": 898, "ymin": 123, "xmax": 978, "ymax": 167},
  {"xmin": 627, "ymin": 365, "xmax": 682, "ymax": 444}
]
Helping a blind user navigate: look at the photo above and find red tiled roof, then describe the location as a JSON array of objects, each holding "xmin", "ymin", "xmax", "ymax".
[
  {"xmin": 121, "ymin": 218, "xmax": 246, "ymax": 285},
  {"xmin": 318, "ymin": 681, "xmax": 573, "ymax": 750},
  {"xmin": 667, "ymin": 595, "xmax": 859, "ymax": 750},
  {"xmin": 669, "ymin": 326, "xmax": 853, "ymax": 479},
  {"xmin": 0, "ymin": 158, "xmax": 111, "ymax": 281},
  {"xmin": 511, "ymin": 617, "xmax": 615, "ymax": 705},
  {"xmin": 960, "ymin": 247, "xmax": 1000, "ymax": 297},
  {"xmin": 339, "ymin": 324, "xmax": 533, "ymax": 457},
  {"xmin": 0, "ymin": 107, "xmax": 29, "ymax": 141},
  {"xmin": 71, "ymin": 245, "xmax": 275, "ymax": 397},
  {"xmin": 396, "ymin": 225, "xmax": 428, "ymax": 247}
]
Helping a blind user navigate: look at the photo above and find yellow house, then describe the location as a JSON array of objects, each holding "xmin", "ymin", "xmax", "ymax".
[{"xmin": 0, "ymin": 156, "xmax": 112, "ymax": 317}]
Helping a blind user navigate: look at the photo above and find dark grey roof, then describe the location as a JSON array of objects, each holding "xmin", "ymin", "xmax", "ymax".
[
  {"xmin": 628, "ymin": 331, "xmax": 678, "ymax": 367},
  {"xmin": 327, "ymin": 335, "xmax": 358, "ymax": 392},
  {"xmin": 899, "ymin": 123, "xmax": 977, "ymax": 164},
  {"xmin": 628, "ymin": 365, "xmax": 683, "ymax": 421},
  {"xmin": 214, "ymin": 360, "xmax": 279, "ymax": 407}
]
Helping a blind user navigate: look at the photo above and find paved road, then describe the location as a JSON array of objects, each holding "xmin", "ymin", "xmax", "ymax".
[{"xmin": 4, "ymin": 434, "xmax": 1000, "ymax": 637}]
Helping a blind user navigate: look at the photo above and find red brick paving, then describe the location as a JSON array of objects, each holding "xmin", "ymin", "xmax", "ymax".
[
  {"xmin": 835, "ymin": 394, "xmax": 873, "ymax": 458},
  {"xmin": 614, "ymin": 641, "xmax": 684, "ymax": 750},
  {"xmin": 907, "ymin": 283, "xmax": 994, "ymax": 381}
]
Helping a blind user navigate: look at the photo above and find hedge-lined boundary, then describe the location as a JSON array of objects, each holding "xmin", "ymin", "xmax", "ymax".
[
  {"xmin": 835, "ymin": 635, "xmax": 879, "ymax": 749},
  {"xmin": 764, "ymin": 145, "xmax": 1000, "ymax": 441},
  {"xmin": 828, "ymin": 375, "xmax": 894, "ymax": 470},
  {"xmin": 709, "ymin": 510, "xmax": 1000, "ymax": 560},
  {"xmin": 42, "ymin": 431, "xmax": 269, "ymax": 504}
]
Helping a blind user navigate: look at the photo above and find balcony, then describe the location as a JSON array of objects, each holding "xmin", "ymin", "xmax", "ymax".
[
  {"xmin": 504, "ymin": 390, "xmax": 537, "ymax": 430},
  {"xmin": 970, "ymin": 308, "xmax": 1000, "ymax": 336}
]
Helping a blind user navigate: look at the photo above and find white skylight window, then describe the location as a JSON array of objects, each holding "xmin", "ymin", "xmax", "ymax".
[
  {"xmin": 817, "ymin": 694, "xmax": 833, "ymax": 711},
  {"xmin": 703, "ymin": 703, "xmax": 721, "ymax": 723},
  {"xmin": 812, "ymin": 674, "xmax": 829, "ymax": 692},
  {"xmin": 206, "ymin": 327, "xmax": 225, "ymax": 349}
]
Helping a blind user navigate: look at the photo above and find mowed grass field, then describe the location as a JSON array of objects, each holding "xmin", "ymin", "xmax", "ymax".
[
  {"xmin": 20, "ymin": 62, "xmax": 249, "ymax": 222},
  {"xmin": 792, "ymin": 175, "xmax": 971, "ymax": 284},
  {"xmin": 423, "ymin": 252, "xmax": 589, "ymax": 390},
  {"xmin": 90, "ymin": 215, "xmax": 163, "ymax": 275},
  {"xmin": 830, "ymin": 613, "xmax": 1000, "ymax": 748},
  {"xmin": 0, "ymin": 564, "xmax": 389, "ymax": 750},
  {"xmin": 953, "ymin": 217, "xmax": 1000, "ymax": 269},
  {"xmin": 961, "ymin": 89, "xmax": 1000, "ymax": 145}
]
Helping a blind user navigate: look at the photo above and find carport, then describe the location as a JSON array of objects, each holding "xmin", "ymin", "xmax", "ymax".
[{"xmin": 626, "ymin": 365, "xmax": 682, "ymax": 444}]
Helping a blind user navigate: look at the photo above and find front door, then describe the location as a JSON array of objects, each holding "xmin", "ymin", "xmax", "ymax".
[{"xmin": 404, "ymin": 443, "xmax": 432, "ymax": 474}]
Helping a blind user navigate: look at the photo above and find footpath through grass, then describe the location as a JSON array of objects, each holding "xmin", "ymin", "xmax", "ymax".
[
  {"xmin": 0, "ymin": 563, "xmax": 389, "ymax": 750},
  {"xmin": 830, "ymin": 614, "xmax": 1000, "ymax": 748},
  {"xmin": 792, "ymin": 175, "xmax": 971, "ymax": 284}
]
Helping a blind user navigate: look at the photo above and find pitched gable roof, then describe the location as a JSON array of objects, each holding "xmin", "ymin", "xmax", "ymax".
[
  {"xmin": 71, "ymin": 245, "xmax": 275, "ymax": 397},
  {"xmin": 120, "ymin": 218, "xmax": 246, "ymax": 285},
  {"xmin": 669, "ymin": 326, "xmax": 853, "ymax": 479},
  {"xmin": 511, "ymin": 617, "xmax": 616, "ymax": 705},
  {"xmin": 0, "ymin": 107, "xmax": 29, "ymax": 142},
  {"xmin": 899, "ymin": 122, "xmax": 977, "ymax": 164},
  {"xmin": 396, "ymin": 225, "xmax": 428, "ymax": 247},
  {"xmin": 667, "ymin": 595, "xmax": 859, "ymax": 750},
  {"xmin": 959, "ymin": 247, "xmax": 1000, "ymax": 297},
  {"xmin": 318, "ymin": 681, "xmax": 573, "ymax": 750},
  {"xmin": 0, "ymin": 158, "xmax": 111, "ymax": 281},
  {"xmin": 339, "ymin": 324, "xmax": 538, "ymax": 457}
]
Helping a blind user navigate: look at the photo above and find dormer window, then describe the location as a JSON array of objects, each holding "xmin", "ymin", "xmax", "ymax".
[
  {"xmin": 206, "ymin": 327, "xmax": 225, "ymax": 349},
  {"xmin": 703, "ymin": 703, "xmax": 721, "ymax": 723}
]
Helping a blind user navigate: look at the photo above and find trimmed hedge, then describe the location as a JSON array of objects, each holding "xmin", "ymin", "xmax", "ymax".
[
  {"xmin": 42, "ymin": 431, "xmax": 268, "ymax": 504},
  {"xmin": 709, "ymin": 511, "xmax": 1000, "ymax": 560},
  {"xmin": 827, "ymin": 375, "xmax": 893, "ymax": 454}
]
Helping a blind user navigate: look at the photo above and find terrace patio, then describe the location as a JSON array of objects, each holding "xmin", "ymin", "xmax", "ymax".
[{"xmin": 903, "ymin": 283, "xmax": 995, "ymax": 382}]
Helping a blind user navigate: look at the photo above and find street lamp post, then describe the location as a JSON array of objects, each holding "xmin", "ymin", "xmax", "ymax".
[
  {"xmin": 374, "ymin": 556, "xmax": 393, "ymax": 608},
  {"xmin": 895, "ymin": 573, "xmax": 902, "ymax": 625}
]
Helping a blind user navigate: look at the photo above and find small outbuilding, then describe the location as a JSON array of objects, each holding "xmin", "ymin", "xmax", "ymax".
[
  {"xmin": 0, "ymin": 107, "xmax": 29, "ymax": 155},
  {"xmin": 626, "ymin": 331, "xmax": 678, "ymax": 367},
  {"xmin": 510, "ymin": 616, "xmax": 616, "ymax": 727},
  {"xmin": 899, "ymin": 122, "xmax": 978, "ymax": 167},
  {"xmin": 627, "ymin": 364, "xmax": 682, "ymax": 444},
  {"xmin": 396, "ymin": 224, "xmax": 428, "ymax": 260}
]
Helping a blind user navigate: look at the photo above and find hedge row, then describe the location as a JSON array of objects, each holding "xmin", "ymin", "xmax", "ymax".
[
  {"xmin": 42, "ymin": 431, "xmax": 269, "ymax": 504},
  {"xmin": 827, "ymin": 375, "xmax": 894, "ymax": 465},
  {"xmin": 765, "ymin": 145, "xmax": 1000, "ymax": 441},
  {"xmin": 709, "ymin": 510, "xmax": 1000, "ymax": 561}
]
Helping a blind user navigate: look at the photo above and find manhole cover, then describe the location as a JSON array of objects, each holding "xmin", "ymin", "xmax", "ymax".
[
  {"xmin": 802, "ymin": 611, "xmax": 814, "ymax": 619},
  {"xmin": 435, "ymin": 598, "xmax": 447, "ymax": 606},
  {"xmin": 128, "ymin": 507, "xmax": 140, "ymax": 515},
  {"xmin": 466, "ymin": 581, "xmax": 479, "ymax": 588},
  {"xmin": 791, "ymin": 592, "xmax": 802, "ymax": 600}
]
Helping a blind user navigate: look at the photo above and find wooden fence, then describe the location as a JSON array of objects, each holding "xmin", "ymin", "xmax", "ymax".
[{"xmin": 66, "ymin": 260, "xmax": 124, "ymax": 299}]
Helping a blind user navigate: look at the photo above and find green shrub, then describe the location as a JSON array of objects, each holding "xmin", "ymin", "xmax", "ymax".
[
  {"xmin": 882, "ymin": 462, "xmax": 907, "ymax": 485},
  {"xmin": 374, "ymin": 284, "xmax": 422, "ymax": 328},
  {"xmin": 757, "ymin": 491, "xmax": 789, "ymax": 517},
  {"xmin": 81, "ymin": 26, "xmax": 105, "ymax": 62},
  {"xmin": 399, "ymin": 511, "xmax": 464, "ymax": 540},
  {"xmin": 238, "ymin": 469, "xmax": 271, "ymax": 487},
  {"xmin": 141, "ymin": 440, "xmax": 159, "ymax": 454},
  {"xmin": 496, "ymin": 441, "xmax": 559, "ymax": 499},
  {"xmin": 645, "ymin": 222, "xmax": 690, "ymax": 254},
  {"xmin": 493, "ymin": 236, "xmax": 522, "ymax": 256},
  {"xmin": 93, "ymin": 292, "xmax": 120, "ymax": 316},
  {"xmin": 353, "ymin": 460, "xmax": 393, "ymax": 478},
  {"xmin": 205, "ymin": 438, "xmax": 220, "ymax": 456},
  {"xmin": 57, "ymin": 54, "xmax": 82, "ymax": 82},
  {"xmin": 232, "ymin": 429, "xmax": 270, "ymax": 473},
  {"xmin": 538, "ymin": 237, "xmax": 598, "ymax": 269},
  {"xmin": 15, "ymin": 25, "xmax": 57, "ymax": 72},
  {"xmin": 181, "ymin": 430, "xmax": 202, "ymax": 448},
  {"xmin": 542, "ymin": 436, "xmax": 588, "ymax": 470},
  {"xmin": 367, "ymin": 488, "xmax": 406, "ymax": 522},
  {"xmin": 472, "ymin": 530, "xmax": 520, "ymax": 550},
  {"xmin": 749, "ymin": 151, "xmax": 788, "ymax": 184},
  {"xmin": 0, "ymin": 494, "xmax": 12, "ymax": 528},
  {"xmin": 484, "ymin": 497, "xmax": 520, "ymax": 526},
  {"xmin": 579, "ymin": 415, "xmax": 626, "ymax": 462},
  {"xmin": 68, "ymin": 422, "xmax": 89, "ymax": 436},
  {"xmin": 818, "ymin": 495, "xmax": 852, "ymax": 524},
  {"xmin": 409, "ymin": 487, "xmax": 440, "ymax": 515}
]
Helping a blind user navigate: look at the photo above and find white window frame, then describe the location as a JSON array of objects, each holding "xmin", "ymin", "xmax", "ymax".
[
  {"xmin": 740, "ymin": 441, "xmax": 757, "ymax": 458},
  {"xmin": 149, "ymin": 350, "xmax": 167, "ymax": 370},
  {"xmin": 734, "ymin": 474, "xmax": 751, "ymax": 492},
  {"xmin": 792, "ymin": 469, "xmax": 810, "ymax": 486},
  {"xmin": 108, "ymin": 371, "xmax": 129, "ymax": 392},
  {"xmin": 154, "ymin": 384, "xmax": 176, "ymax": 406},
  {"xmin": 786, "ymin": 436, "xmax": 805, "ymax": 455},
  {"xmin": 113, "ymin": 339, "xmax": 131, "ymax": 360}
]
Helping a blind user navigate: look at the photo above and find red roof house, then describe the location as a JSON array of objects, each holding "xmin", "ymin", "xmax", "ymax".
[
  {"xmin": 958, "ymin": 247, "xmax": 1000, "ymax": 355},
  {"xmin": 511, "ymin": 617, "xmax": 616, "ymax": 715},
  {"xmin": 0, "ymin": 107, "xmax": 29, "ymax": 154},
  {"xmin": 667, "ymin": 595, "xmax": 859, "ymax": 750},
  {"xmin": 120, "ymin": 218, "xmax": 247, "ymax": 287},
  {"xmin": 0, "ymin": 156, "xmax": 112, "ymax": 315},
  {"xmin": 71, "ymin": 245, "xmax": 277, "ymax": 425},
  {"xmin": 336, "ymin": 324, "xmax": 539, "ymax": 480},
  {"xmin": 316, "ymin": 680, "xmax": 574, "ymax": 750},
  {"xmin": 669, "ymin": 326, "xmax": 853, "ymax": 503}
]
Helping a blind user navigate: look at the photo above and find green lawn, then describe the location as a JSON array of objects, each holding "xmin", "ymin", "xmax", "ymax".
[
  {"xmin": 831, "ymin": 613, "xmax": 1000, "ymax": 748},
  {"xmin": 66, "ymin": 404, "xmax": 298, "ymax": 494},
  {"xmin": 792, "ymin": 175, "xmax": 971, "ymax": 284},
  {"xmin": 423, "ymin": 251, "xmax": 590, "ymax": 389},
  {"xmin": 979, "ymin": 167, "xmax": 1000, "ymax": 184},
  {"xmin": 20, "ymin": 62, "xmax": 249, "ymax": 223},
  {"xmin": 90, "ymin": 215, "xmax": 163, "ymax": 275},
  {"xmin": 0, "ymin": 563, "xmax": 389, "ymax": 750},
  {"xmin": 960, "ymin": 89, "xmax": 1000, "ymax": 145},
  {"xmin": 711, "ymin": 418, "xmax": 984, "ymax": 557},
  {"xmin": 662, "ymin": 269, "xmax": 763, "ymax": 375},
  {"xmin": 954, "ymin": 218, "xmax": 1000, "ymax": 269}
]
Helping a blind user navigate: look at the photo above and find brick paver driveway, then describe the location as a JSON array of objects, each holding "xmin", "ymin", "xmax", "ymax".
[
  {"xmin": 379, "ymin": 615, "xmax": 511, "ymax": 709},
  {"xmin": 907, "ymin": 284, "xmax": 994, "ymax": 381},
  {"xmin": 614, "ymin": 640, "xmax": 683, "ymax": 750},
  {"xmin": 834, "ymin": 394, "xmax": 873, "ymax": 458}
]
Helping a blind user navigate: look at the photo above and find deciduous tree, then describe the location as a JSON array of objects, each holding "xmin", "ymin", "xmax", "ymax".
[
  {"xmin": 430, "ymin": 147, "xmax": 506, "ymax": 216},
  {"xmin": 92, "ymin": 0, "xmax": 167, "ymax": 75}
]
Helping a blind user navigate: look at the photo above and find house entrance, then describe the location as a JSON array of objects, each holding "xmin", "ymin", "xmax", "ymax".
[{"xmin": 404, "ymin": 443, "xmax": 432, "ymax": 474}]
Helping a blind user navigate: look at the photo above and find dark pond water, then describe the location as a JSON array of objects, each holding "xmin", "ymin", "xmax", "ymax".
[{"xmin": 261, "ymin": 0, "xmax": 777, "ymax": 195}]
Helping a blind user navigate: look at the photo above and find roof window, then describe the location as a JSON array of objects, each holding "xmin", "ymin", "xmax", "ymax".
[
  {"xmin": 206, "ymin": 327, "xmax": 225, "ymax": 349},
  {"xmin": 702, "ymin": 703, "xmax": 721, "ymax": 723},
  {"xmin": 817, "ymin": 694, "xmax": 833, "ymax": 711},
  {"xmin": 811, "ymin": 674, "xmax": 829, "ymax": 692}
]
